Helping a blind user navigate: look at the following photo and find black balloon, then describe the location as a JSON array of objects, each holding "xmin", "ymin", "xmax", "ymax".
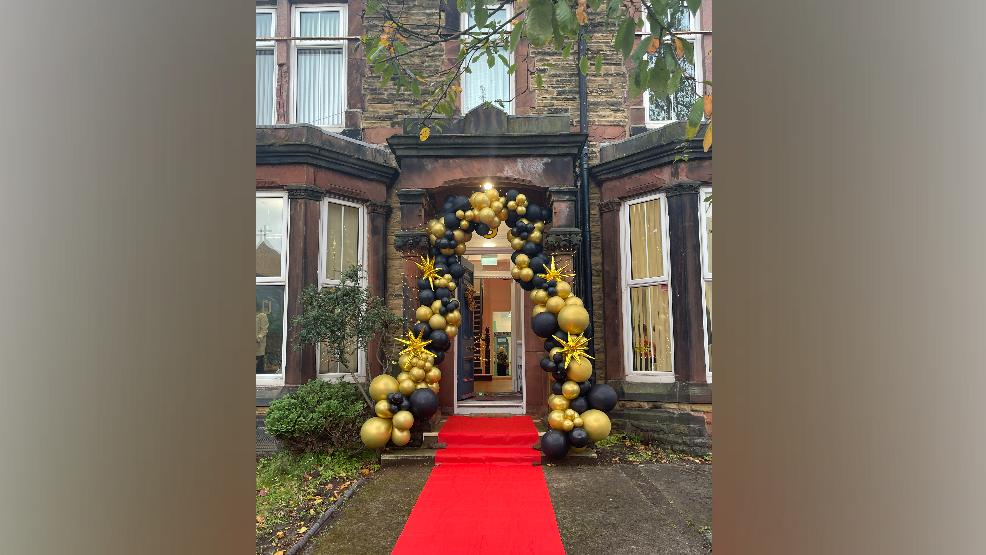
[
  {"xmin": 551, "ymin": 381, "xmax": 564, "ymax": 396},
  {"xmin": 510, "ymin": 251, "xmax": 523, "ymax": 264},
  {"xmin": 547, "ymin": 287, "xmax": 557, "ymax": 296},
  {"xmin": 526, "ymin": 204, "xmax": 542, "ymax": 222},
  {"xmin": 544, "ymin": 336, "xmax": 562, "ymax": 351},
  {"xmin": 389, "ymin": 403, "xmax": 400, "ymax": 415},
  {"xmin": 438, "ymin": 306, "xmax": 447, "ymax": 316},
  {"xmin": 433, "ymin": 350, "xmax": 445, "ymax": 364},
  {"xmin": 435, "ymin": 287, "xmax": 451, "ymax": 301},
  {"xmin": 541, "ymin": 429, "xmax": 570, "ymax": 460},
  {"xmin": 520, "ymin": 231, "xmax": 529, "ymax": 240},
  {"xmin": 569, "ymin": 427, "xmax": 590, "ymax": 448},
  {"xmin": 506, "ymin": 212, "xmax": 519, "ymax": 227},
  {"xmin": 412, "ymin": 322, "xmax": 433, "ymax": 339},
  {"xmin": 429, "ymin": 329, "xmax": 451, "ymax": 351},
  {"xmin": 569, "ymin": 396, "xmax": 589, "ymax": 414},
  {"xmin": 434, "ymin": 255, "xmax": 448, "ymax": 266},
  {"xmin": 579, "ymin": 380, "xmax": 592, "ymax": 396},
  {"xmin": 531, "ymin": 312, "xmax": 559, "ymax": 338},
  {"xmin": 522, "ymin": 241, "xmax": 541, "ymax": 257},
  {"xmin": 586, "ymin": 384, "xmax": 618, "ymax": 412},
  {"xmin": 543, "ymin": 360, "xmax": 556, "ymax": 373},
  {"xmin": 434, "ymin": 263, "xmax": 449, "ymax": 275},
  {"xmin": 532, "ymin": 275, "xmax": 546, "ymax": 289},
  {"xmin": 428, "ymin": 246, "xmax": 441, "ymax": 257},
  {"xmin": 519, "ymin": 279, "xmax": 535, "ymax": 291},
  {"xmin": 417, "ymin": 278, "xmax": 431, "ymax": 291},
  {"xmin": 443, "ymin": 214, "xmax": 459, "ymax": 229},
  {"xmin": 399, "ymin": 399, "xmax": 411, "ymax": 412},
  {"xmin": 505, "ymin": 189, "xmax": 520, "ymax": 201},
  {"xmin": 552, "ymin": 352, "xmax": 564, "ymax": 364},
  {"xmin": 539, "ymin": 357, "xmax": 552, "ymax": 371},
  {"xmin": 551, "ymin": 369, "xmax": 567, "ymax": 383},
  {"xmin": 455, "ymin": 196, "xmax": 473, "ymax": 212},
  {"xmin": 475, "ymin": 222, "xmax": 490, "ymax": 236},
  {"xmin": 448, "ymin": 300, "xmax": 459, "ymax": 311},
  {"xmin": 529, "ymin": 256, "xmax": 547, "ymax": 275},
  {"xmin": 444, "ymin": 230, "xmax": 455, "ymax": 240},
  {"xmin": 409, "ymin": 388, "xmax": 440, "ymax": 421},
  {"xmin": 418, "ymin": 289, "xmax": 436, "ymax": 306},
  {"xmin": 449, "ymin": 263, "xmax": 465, "ymax": 279}
]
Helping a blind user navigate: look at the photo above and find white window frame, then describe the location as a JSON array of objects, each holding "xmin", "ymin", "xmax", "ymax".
[
  {"xmin": 256, "ymin": 191, "xmax": 290, "ymax": 386},
  {"xmin": 317, "ymin": 196, "xmax": 369, "ymax": 382},
  {"xmin": 698, "ymin": 186, "xmax": 712, "ymax": 382},
  {"xmin": 620, "ymin": 192, "xmax": 675, "ymax": 382},
  {"xmin": 640, "ymin": 3, "xmax": 703, "ymax": 128},
  {"xmin": 256, "ymin": 8, "xmax": 277, "ymax": 125},
  {"xmin": 290, "ymin": 4, "xmax": 348, "ymax": 130},
  {"xmin": 460, "ymin": 3, "xmax": 515, "ymax": 115}
]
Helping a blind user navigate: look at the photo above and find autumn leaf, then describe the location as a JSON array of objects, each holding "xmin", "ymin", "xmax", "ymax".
[
  {"xmin": 276, "ymin": 531, "xmax": 285, "ymax": 538},
  {"xmin": 256, "ymin": 516, "xmax": 265, "ymax": 523},
  {"xmin": 703, "ymin": 94, "xmax": 712, "ymax": 117},
  {"xmin": 451, "ymin": 85, "xmax": 462, "ymax": 93},
  {"xmin": 647, "ymin": 38, "xmax": 660, "ymax": 54},
  {"xmin": 674, "ymin": 37, "xmax": 684, "ymax": 58},
  {"xmin": 297, "ymin": 527, "xmax": 309, "ymax": 534},
  {"xmin": 274, "ymin": 551, "xmax": 286, "ymax": 555},
  {"xmin": 702, "ymin": 122, "xmax": 712, "ymax": 152},
  {"xmin": 419, "ymin": 127, "xmax": 430, "ymax": 141}
]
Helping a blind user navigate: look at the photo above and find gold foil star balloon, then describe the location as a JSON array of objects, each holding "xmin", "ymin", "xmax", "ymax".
[
  {"xmin": 538, "ymin": 256, "xmax": 575, "ymax": 283},
  {"xmin": 396, "ymin": 328, "xmax": 436, "ymax": 369},
  {"xmin": 552, "ymin": 331, "xmax": 594, "ymax": 370},
  {"xmin": 415, "ymin": 254, "xmax": 441, "ymax": 290}
]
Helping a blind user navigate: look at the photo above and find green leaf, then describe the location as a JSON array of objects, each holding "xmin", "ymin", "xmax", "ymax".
[
  {"xmin": 507, "ymin": 62, "xmax": 518, "ymax": 75},
  {"xmin": 587, "ymin": 0, "xmax": 603, "ymax": 11},
  {"xmin": 595, "ymin": 54, "xmax": 603, "ymax": 74},
  {"xmin": 365, "ymin": 1, "xmax": 381, "ymax": 15},
  {"xmin": 552, "ymin": 10, "xmax": 565, "ymax": 50},
  {"xmin": 457, "ymin": 0, "xmax": 467, "ymax": 12},
  {"xmin": 536, "ymin": 73, "xmax": 543, "ymax": 89},
  {"xmin": 630, "ymin": 34, "xmax": 652, "ymax": 64},
  {"xmin": 509, "ymin": 19, "xmax": 525, "ymax": 51},
  {"xmin": 498, "ymin": 53, "xmax": 509, "ymax": 67},
  {"xmin": 678, "ymin": 38, "xmax": 694, "ymax": 66},
  {"xmin": 437, "ymin": 101, "xmax": 453, "ymax": 118},
  {"xmin": 555, "ymin": 0, "xmax": 577, "ymax": 36},
  {"xmin": 685, "ymin": 97, "xmax": 705, "ymax": 138},
  {"xmin": 487, "ymin": 51, "xmax": 496, "ymax": 68},
  {"xmin": 524, "ymin": 0, "xmax": 555, "ymax": 47},
  {"xmin": 648, "ymin": 58, "xmax": 669, "ymax": 100},
  {"xmin": 629, "ymin": 65, "xmax": 649, "ymax": 100},
  {"xmin": 614, "ymin": 17, "xmax": 636, "ymax": 59},
  {"xmin": 381, "ymin": 63, "xmax": 396, "ymax": 87},
  {"xmin": 579, "ymin": 55, "xmax": 589, "ymax": 75},
  {"xmin": 606, "ymin": 0, "xmax": 623, "ymax": 20},
  {"xmin": 686, "ymin": 0, "xmax": 702, "ymax": 15},
  {"xmin": 474, "ymin": 4, "xmax": 489, "ymax": 28},
  {"xmin": 410, "ymin": 78, "xmax": 421, "ymax": 98},
  {"xmin": 667, "ymin": 66, "xmax": 682, "ymax": 95},
  {"xmin": 394, "ymin": 41, "xmax": 408, "ymax": 56},
  {"xmin": 663, "ymin": 45, "xmax": 679, "ymax": 74},
  {"xmin": 464, "ymin": 66, "xmax": 472, "ymax": 74},
  {"xmin": 562, "ymin": 42, "xmax": 572, "ymax": 58}
]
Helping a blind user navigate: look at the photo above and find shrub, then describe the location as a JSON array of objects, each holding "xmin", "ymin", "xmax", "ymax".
[{"xmin": 264, "ymin": 378, "xmax": 371, "ymax": 454}]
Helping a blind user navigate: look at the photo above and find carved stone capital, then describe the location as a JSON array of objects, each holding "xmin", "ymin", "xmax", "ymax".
[
  {"xmin": 599, "ymin": 197, "xmax": 622, "ymax": 213},
  {"xmin": 285, "ymin": 184, "xmax": 325, "ymax": 201},
  {"xmin": 548, "ymin": 186, "xmax": 579, "ymax": 204},
  {"xmin": 393, "ymin": 230, "xmax": 431, "ymax": 255},
  {"xmin": 396, "ymin": 188, "xmax": 428, "ymax": 204},
  {"xmin": 661, "ymin": 180, "xmax": 705, "ymax": 198},
  {"xmin": 367, "ymin": 200, "xmax": 393, "ymax": 217},
  {"xmin": 543, "ymin": 227, "xmax": 583, "ymax": 255}
]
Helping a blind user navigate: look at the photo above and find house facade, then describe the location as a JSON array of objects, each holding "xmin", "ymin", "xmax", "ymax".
[{"xmin": 255, "ymin": 0, "xmax": 712, "ymax": 455}]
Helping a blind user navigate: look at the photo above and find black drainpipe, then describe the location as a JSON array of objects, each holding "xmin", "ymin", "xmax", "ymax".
[{"xmin": 577, "ymin": 26, "xmax": 595, "ymax": 360}]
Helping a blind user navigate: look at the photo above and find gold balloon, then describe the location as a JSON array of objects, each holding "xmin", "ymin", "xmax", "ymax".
[
  {"xmin": 570, "ymin": 445, "xmax": 587, "ymax": 453},
  {"xmin": 369, "ymin": 375, "xmax": 400, "ymax": 401},
  {"xmin": 429, "ymin": 314, "xmax": 447, "ymax": 331},
  {"xmin": 491, "ymin": 200, "xmax": 504, "ymax": 213},
  {"xmin": 447, "ymin": 280, "xmax": 456, "ymax": 292},
  {"xmin": 478, "ymin": 207, "xmax": 496, "ymax": 225},
  {"xmin": 454, "ymin": 243, "xmax": 466, "ymax": 255},
  {"xmin": 510, "ymin": 266, "xmax": 521, "ymax": 279},
  {"xmin": 547, "ymin": 410, "xmax": 566, "ymax": 430},
  {"xmin": 429, "ymin": 234, "xmax": 437, "ymax": 246},
  {"xmin": 499, "ymin": 209, "xmax": 508, "ymax": 221},
  {"xmin": 396, "ymin": 371, "xmax": 411, "ymax": 382},
  {"xmin": 566, "ymin": 357, "xmax": 594, "ymax": 383},
  {"xmin": 474, "ymin": 193, "xmax": 490, "ymax": 209},
  {"xmin": 375, "ymin": 399, "xmax": 395, "ymax": 419},
  {"xmin": 546, "ymin": 296, "xmax": 566, "ymax": 314},
  {"xmin": 460, "ymin": 219, "xmax": 470, "ymax": 230},
  {"xmin": 397, "ymin": 356, "xmax": 410, "ymax": 372},
  {"xmin": 414, "ymin": 358, "xmax": 426, "ymax": 368},
  {"xmin": 431, "ymin": 222, "xmax": 446, "ymax": 237},
  {"xmin": 491, "ymin": 216, "xmax": 501, "ymax": 229},
  {"xmin": 555, "ymin": 281, "xmax": 571, "ymax": 298},
  {"xmin": 360, "ymin": 417, "xmax": 393, "ymax": 449},
  {"xmin": 580, "ymin": 409, "xmax": 611, "ymax": 442},
  {"xmin": 516, "ymin": 206, "xmax": 527, "ymax": 216},
  {"xmin": 453, "ymin": 229, "xmax": 465, "ymax": 243},
  {"xmin": 392, "ymin": 410, "xmax": 414, "ymax": 431},
  {"xmin": 557, "ymin": 305, "xmax": 590, "ymax": 334},
  {"xmin": 416, "ymin": 305, "xmax": 433, "ymax": 322},
  {"xmin": 562, "ymin": 419, "xmax": 575, "ymax": 432},
  {"xmin": 441, "ymin": 248, "xmax": 455, "ymax": 256},
  {"xmin": 562, "ymin": 381, "xmax": 581, "ymax": 400},
  {"xmin": 511, "ymin": 238, "xmax": 525, "ymax": 251},
  {"xmin": 549, "ymin": 347, "xmax": 562, "ymax": 360},
  {"xmin": 533, "ymin": 305, "xmax": 547, "ymax": 317},
  {"xmin": 535, "ymin": 222, "xmax": 544, "ymax": 231},
  {"xmin": 564, "ymin": 295, "xmax": 584, "ymax": 307},
  {"xmin": 391, "ymin": 427, "xmax": 411, "ymax": 446},
  {"xmin": 446, "ymin": 311, "xmax": 460, "ymax": 326},
  {"xmin": 465, "ymin": 209, "xmax": 476, "ymax": 221},
  {"xmin": 528, "ymin": 230, "xmax": 542, "ymax": 244},
  {"xmin": 427, "ymin": 382, "xmax": 440, "ymax": 392},
  {"xmin": 515, "ymin": 193, "xmax": 527, "ymax": 206},
  {"xmin": 519, "ymin": 268, "xmax": 534, "ymax": 281},
  {"xmin": 548, "ymin": 394, "xmax": 570, "ymax": 411},
  {"xmin": 487, "ymin": 189, "xmax": 499, "ymax": 202},
  {"xmin": 424, "ymin": 361, "xmax": 433, "ymax": 371},
  {"xmin": 515, "ymin": 254, "xmax": 530, "ymax": 268},
  {"xmin": 410, "ymin": 367, "xmax": 426, "ymax": 382},
  {"xmin": 445, "ymin": 325, "xmax": 457, "ymax": 338},
  {"xmin": 435, "ymin": 278, "xmax": 448, "ymax": 289},
  {"xmin": 507, "ymin": 200, "xmax": 517, "ymax": 211},
  {"xmin": 573, "ymin": 417, "xmax": 584, "ymax": 428},
  {"xmin": 426, "ymin": 368, "xmax": 442, "ymax": 384},
  {"xmin": 416, "ymin": 382, "xmax": 429, "ymax": 389},
  {"xmin": 399, "ymin": 378, "xmax": 417, "ymax": 396},
  {"xmin": 532, "ymin": 289, "xmax": 549, "ymax": 305},
  {"xmin": 564, "ymin": 408, "xmax": 578, "ymax": 419}
]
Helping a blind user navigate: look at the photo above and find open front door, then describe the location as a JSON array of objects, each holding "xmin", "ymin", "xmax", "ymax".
[{"xmin": 456, "ymin": 258, "xmax": 475, "ymax": 401}]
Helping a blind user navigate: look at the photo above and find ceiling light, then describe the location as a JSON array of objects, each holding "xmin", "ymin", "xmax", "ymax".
[
  {"xmin": 483, "ymin": 182, "xmax": 492, "ymax": 190},
  {"xmin": 484, "ymin": 242, "xmax": 495, "ymax": 247}
]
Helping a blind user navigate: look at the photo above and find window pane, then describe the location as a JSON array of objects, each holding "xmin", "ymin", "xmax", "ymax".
[
  {"xmin": 319, "ymin": 345, "xmax": 359, "ymax": 375},
  {"xmin": 464, "ymin": 9, "xmax": 510, "ymax": 113},
  {"xmin": 703, "ymin": 195, "xmax": 712, "ymax": 273},
  {"xmin": 256, "ymin": 13, "xmax": 272, "ymax": 38},
  {"xmin": 628, "ymin": 285, "xmax": 672, "ymax": 372},
  {"xmin": 648, "ymin": 48, "xmax": 696, "ymax": 122},
  {"xmin": 324, "ymin": 203, "xmax": 361, "ymax": 280},
  {"xmin": 256, "ymin": 197, "xmax": 285, "ymax": 278},
  {"xmin": 704, "ymin": 280, "xmax": 712, "ymax": 373},
  {"xmin": 297, "ymin": 48, "xmax": 345, "ymax": 126},
  {"xmin": 299, "ymin": 11, "xmax": 340, "ymax": 37},
  {"xmin": 256, "ymin": 50, "xmax": 275, "ymax": 125},
  {"xmin": 256, "ymin": 286, "xmax": 284, "ymax": 375},
  {"xmin": 628, "ymin": 198, "xmax": 664, "ymax": 280}
]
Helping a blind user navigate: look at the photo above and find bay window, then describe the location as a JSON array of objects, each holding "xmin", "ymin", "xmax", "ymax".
[
  {"xmin": 642, "ymin": 2, "xmax": 702, "ymax": 127},
  {"xmin": 461, "ymin": 5, "xmax": 513, "ymax": 114},
  {"xmin": 256, "ymin": 192, "xmax": 289, "ymax": 383},
  {"xmin": 256, "ymin": 8, "xmax": 276, "ymax": 125},
  {"xmin": 292, "ymin": 5, "xmax": 347, "ymax": 128}
]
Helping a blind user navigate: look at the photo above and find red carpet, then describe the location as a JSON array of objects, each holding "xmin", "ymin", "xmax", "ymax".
[{"xmin": 391, "ymin": 416, "xmax": 566, "ymax": 555}]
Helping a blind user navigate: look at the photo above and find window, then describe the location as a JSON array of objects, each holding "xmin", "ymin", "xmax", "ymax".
[
  {"xmin": 317, "ymin": 197, "xmax": 367, "ymax": 377},
  {"xmin": 292, "ymin": 5, "xmax": 347, "ymax": 128},
  {"xmin": 256, "ymin": 8, "xmax": 276, "ymax": 125},
  {"xmin": 461, "ymin": 5, "xmax": 513, "ymax": 114},
  {"xmin": 699, "ymin": 187, "xmax": 712, "ymax": 380},
  {"xmin": 257, "ymin": 193, "xmax": 289, "ymax": 382},
  {"xmin": 641, "ymin": 2, "xmax": 702, "ymax": 127},
  {"xmin": 621, "ymin": 193, "xmax": 674, "ymax": 381}
]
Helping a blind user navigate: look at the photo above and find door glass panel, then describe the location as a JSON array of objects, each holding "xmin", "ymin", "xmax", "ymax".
[
  {"xmin": 628, "ymin": 199, "xmax": 665, "ymax": 280},
  {"xmin": 628, "ymin": 285, "xmax": 672, "ymax": 372},
  {"xmin": 256, "ymin": 286, "xmax": 284, "ymax": 374},
  {"xmin": 256, "ymin": 197, "xmax": 285, "ymax": 278}
]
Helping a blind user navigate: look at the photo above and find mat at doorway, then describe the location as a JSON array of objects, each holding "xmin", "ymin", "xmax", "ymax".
[{"xmin": 390, "ymin": 416, "xmax": 565, "ymax": 555}]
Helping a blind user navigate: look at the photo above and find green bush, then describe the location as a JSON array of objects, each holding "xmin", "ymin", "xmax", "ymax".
[{"xmin": 264, "ymin": 378, "xmax": 371, "ymax": 454}]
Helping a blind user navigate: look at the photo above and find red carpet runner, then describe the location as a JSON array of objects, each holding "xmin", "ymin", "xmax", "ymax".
[{"xmin": 390, "ymin": 416, "xmax": 566, "ymax": 555}]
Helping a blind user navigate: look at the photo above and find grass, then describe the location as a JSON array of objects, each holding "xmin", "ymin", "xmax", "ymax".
[
  {"xmin": 594, "ymin": 433, "xmax": 712, "ymax": 465},
  {"xmin": 256, "ymin": 448, "xmax": 379, "ymax": 540}
]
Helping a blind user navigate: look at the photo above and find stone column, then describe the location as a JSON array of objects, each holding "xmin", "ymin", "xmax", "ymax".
[
  {"xmin": 598, "ymin": 196, "xmax": 625, "ymax": 381},
  {"xmin": 284, "ymin": 185, "xmax": 324, "ymax": 385},
  {"xmin": 365, "ymin": 200, "xmax": 392, "ymax": 378},
  {"xmin": 394, "ymin": 189, "xmax": 431, "ymax": 324},
  {"xmin": 543, "ymin": 186, "xmax": 582, "ymax": 283},
  {"xmin": 664, "ymin": 181, "xmax": 707, "ymax": 384}
]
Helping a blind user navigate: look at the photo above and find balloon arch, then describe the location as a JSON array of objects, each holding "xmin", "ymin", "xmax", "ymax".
[{"xmin": 360, "ymin": 186, "xmax": 617, "ymax": 459}]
